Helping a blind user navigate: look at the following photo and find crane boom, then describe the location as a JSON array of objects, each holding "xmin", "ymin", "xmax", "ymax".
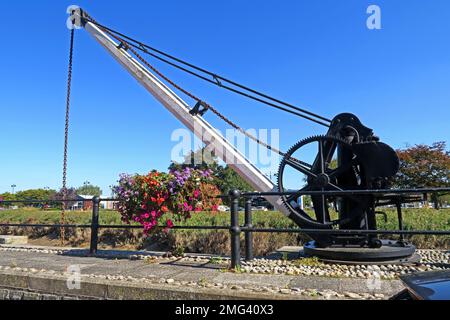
[{"xmin": 70, "ymin": 8, "xmax": 289, "ymax": 214}]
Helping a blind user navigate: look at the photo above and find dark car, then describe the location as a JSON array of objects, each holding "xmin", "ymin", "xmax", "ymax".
[{"xmin": 391, "ymin": 270, "xmax": 450, "ymax": 300}]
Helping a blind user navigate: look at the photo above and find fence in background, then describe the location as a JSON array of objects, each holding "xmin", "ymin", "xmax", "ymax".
[{"xmin": 1, "ymin": 187, "xmax": 449, "ymax": 268}]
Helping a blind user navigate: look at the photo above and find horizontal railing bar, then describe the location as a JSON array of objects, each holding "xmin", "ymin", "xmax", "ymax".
[
  {"xmin": 98, "ymin": 225, "xmax": 230, "ymax": 230},
  {"xmin": 0, "ymin": 198, "xmax": 119, "ymax": 204},
  {"xmin": 169, "ymin": 225, "xmax": 230, "ymax": 230},
  {"xmin": 0, "ymin": 223, "xmax": 229, "ymax": 231},
  {"xmin": 97, "ymin": 225, "xmax": 142, "ymax": 229},
  {"xmin": 1, "ymin": 188, "xmax": 449, "ymax": 204},
  {"xmin": 0, "ymin": 199, "xmax": 98, "ymax": 204},
  {"xmin": 0, "ymin": 223, "xmax": 448, "ymax": 236},
  {"xmin": 0, "ymin": 224, "xmax": 92, "ymax": 228},
  {"xmin": 243, "ymin": 188, "xmax": 450, "ymax": 197},
  {"xmin": 240, "ymin": 227, "xmax": 450, "ymax": 236}
]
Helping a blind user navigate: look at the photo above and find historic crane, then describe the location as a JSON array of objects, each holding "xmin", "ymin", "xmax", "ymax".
[{"xmin": 66, "ymin": 7, "xmax": 426, "ymax": 263}]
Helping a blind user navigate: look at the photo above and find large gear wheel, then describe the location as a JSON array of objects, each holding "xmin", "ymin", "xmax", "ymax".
[{"xmin": 277, "ymin": 135, "xmax": 360, "ymax": 230}]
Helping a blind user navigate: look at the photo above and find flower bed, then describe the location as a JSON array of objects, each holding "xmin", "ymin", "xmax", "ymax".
[{"xmin": 113, "ymin": 169, "xmax": 221, "ymax": 234}]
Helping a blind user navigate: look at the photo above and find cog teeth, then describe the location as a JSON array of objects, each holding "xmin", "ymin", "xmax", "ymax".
[{"xmin": 277, "ymin": 135, "xmax": 353, "ymax": 227}]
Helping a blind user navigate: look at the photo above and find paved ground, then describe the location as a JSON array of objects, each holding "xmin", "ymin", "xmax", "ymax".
[{"xmin": 0, "ymin": 244, "xmax": 406, "ymax": 299}]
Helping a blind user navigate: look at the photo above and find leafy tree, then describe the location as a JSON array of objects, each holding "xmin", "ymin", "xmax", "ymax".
[
  {"xmin": 0, "ymin": 189, "xmax": 56, "ymax": 208},
  {"xmin": 76, "ymin": 181, "xmax": 102, "ymax": 197},
  {"xmin": 15, "ymin": 189, "xmax": 56, "ymax": 201},
  {"xmin": 15, "ymin": 189, "xmax": 56, "ymax": 207},
  {"xmin": 440, "ymin": 194, "xmax": 450, "ymax": 206},
  {"xmin": 215, "ymin": 166, "xmax": 253, "ymax": 200},
  {"xmin": 169, "ymin": 147, "xmax": 220, "ymax": 172},
  {"xmin": 0, "ymin": 192, "xmax": 16, "ymax": 201},
  {"xmin": 395, "ymin": 142, "xmax": 450, "ymax": 207},
  {"xmin": 168, "ymin": 147, "xmax": 253, "ymax": 204},
  {"xmin": 0, "ymin": 192, "xmax": 16, "ymax": 207}
]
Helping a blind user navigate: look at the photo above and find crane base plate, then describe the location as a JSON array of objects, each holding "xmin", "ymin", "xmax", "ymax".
[{"xmin": 304, "ymin": 240, "xmax": 418, "ymax": 265}]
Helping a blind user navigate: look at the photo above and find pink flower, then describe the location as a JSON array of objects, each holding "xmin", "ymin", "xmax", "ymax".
[{"xmin": 115, "ymin": 169, "xmax": 222, "ymax": 235}]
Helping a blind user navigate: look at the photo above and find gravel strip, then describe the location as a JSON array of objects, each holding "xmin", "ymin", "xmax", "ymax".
[
  {"xmin": 233, "ymin": 249, "xmax": 449, "ymax": 280},
  {"xmin": 136, "ymin": 249, "xmax": 449, "ymax": 281},
  {"xmin": 0, "ymin": 264, "xmax": 384, "ymax": 300},
  {"xmin": 0, "ymin": 245, "xmax": 447, "ymax": 297},
  {"xmin": 0, "ymin": 245, "xmax": 448, "ymax": 281}
]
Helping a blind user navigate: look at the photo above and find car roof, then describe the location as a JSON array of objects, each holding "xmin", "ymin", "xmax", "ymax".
[{"xmin": 400, "ymin": 269, "xmax": 450, "ymax": 300}]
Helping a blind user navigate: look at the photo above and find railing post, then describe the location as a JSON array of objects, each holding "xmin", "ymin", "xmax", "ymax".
[
  {"xmin": 229, "ymin": 189, "xmax": 241, "ymax": 269},
  {"xmin": 244, "ymin": 197, "xmax": 254, "ymax": 261},
  {"xmin": 395, "ymin": 198, "xmax": 405, "ymax": 245},
  {"xmin": 90, "ymin": 196, "xmax": 100, "ymax": 254},
  {"xmin": 433, "ymin": 192, "xmax": 439, "ymax": 210}
]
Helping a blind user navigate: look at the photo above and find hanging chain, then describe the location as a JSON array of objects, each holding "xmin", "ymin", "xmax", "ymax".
[
  {"xmin": 128, "ymin": 44, "xmax": 288, "ymax": 157},
  {"xmin": 83, "ymin": 13, "xmax": 312, "ymax": 169},
  {"xmin": 61, "ymin": 28, "xmax": 75, "ymax": 245}
]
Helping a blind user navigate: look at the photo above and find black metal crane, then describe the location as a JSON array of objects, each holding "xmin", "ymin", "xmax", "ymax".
[{"xmin": 64, "ymin": 7, "xmax": 448, "ymax": 263}]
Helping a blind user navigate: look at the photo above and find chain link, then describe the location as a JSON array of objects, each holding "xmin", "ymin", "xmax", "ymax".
[
  {"xmin": 129, "ymin": 45, "xmax": 288, "ymax": 157},
  {"xmin": 83, "ymin": 13, "xmax": 312, "ymax": 170},
  {"xmin": 82, "ymin": 13, "xmax": 288, "ymax": 157}
]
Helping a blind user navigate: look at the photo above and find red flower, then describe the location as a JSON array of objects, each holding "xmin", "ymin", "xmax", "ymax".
[
  {"xmin": 115, "ymin": 169, "xmax": 223, "ymax": 236},
  {"xmin": 193, "ymin": 190, "xmax": 200, "ymax": 199}
]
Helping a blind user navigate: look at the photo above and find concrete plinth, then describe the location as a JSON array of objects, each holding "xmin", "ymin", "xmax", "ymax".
[{"xmin": 0, "ymin": 236, "xmax": 28, "ymax": 245}]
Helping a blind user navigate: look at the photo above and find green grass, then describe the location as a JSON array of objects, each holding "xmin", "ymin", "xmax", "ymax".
[
  {"xmin": 0, "ymin": 207, "xmax": 448, "ymax": 234},
  {"xmin": 171, "ymin": 210, "xmax": 297, "ymax": 229},
  {"xmin": 292, "ymin": 257, "xmax": 322, "ymax": 267},
  {"xmin": 376, "ymin": 208, "xmax": 450, "ymax": 232},
  {"xmin": 0, "ymin": 208, "xmax": 123, "ymax": 225},
  {"xmin": 171, "ymin": 208, "xmax": 450, "ymax": 231}
]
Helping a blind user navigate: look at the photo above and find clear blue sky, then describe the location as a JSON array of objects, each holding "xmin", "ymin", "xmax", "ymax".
[{"xmin": 1, "ymin": 1, "xmax": 449, "ymax": 195}]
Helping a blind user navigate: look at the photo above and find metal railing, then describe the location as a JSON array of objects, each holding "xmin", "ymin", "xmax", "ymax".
[{"xmin": 0, "ymin": 187, "xmax": 449, "ymax": 268}]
